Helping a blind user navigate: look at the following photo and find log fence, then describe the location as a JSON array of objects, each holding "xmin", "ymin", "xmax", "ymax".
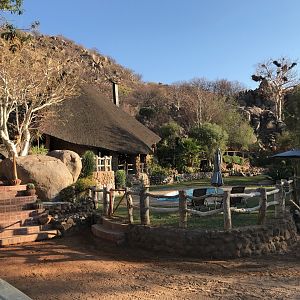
[{"xmin": 89, "ymin": 178, "xmax": 298, "ymax": 229}]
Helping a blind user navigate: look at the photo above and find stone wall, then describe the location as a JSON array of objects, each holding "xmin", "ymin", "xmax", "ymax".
[
  {"xmin": 92, "ymin": 171, "xmax": 115, "ymax": 201},
  {"xmin": 126, "ymin": 213, "xmax": 298, "ymax": 259}
]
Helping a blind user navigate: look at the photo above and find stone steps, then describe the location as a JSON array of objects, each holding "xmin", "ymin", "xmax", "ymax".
[
  {"xmin": 0, "ymin": 195, "xmax": 37, "ymax": 206},
  {"xmin": 0, "ymin": 225, "xmax": 52, "ymax": 238},
  {"xmin": 91, "ymin": 224, "xmax": 125, "ymax": 245},
  {"xmin": 0, "ymin": 209, "xmax": 45, "ymax": 230},
  {"xmin": 102, "ymin": 217, "xmax": 130, "ymax": 233},
  {"xmin": 0, "ymin": 185, "xmax": 27, "ymax": 200},
  {"xmin": 0, "ymin": 196, "xmax": 37, "ymax": 213},
  {"xmin": 0, "ymin": 229, "xmax": 59, "ymax": 247}
]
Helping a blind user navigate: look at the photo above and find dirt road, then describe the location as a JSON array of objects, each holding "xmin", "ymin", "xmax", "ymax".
[{"xmin": 0, "ymin": 230, "xmax": 299, "ymax": 300}]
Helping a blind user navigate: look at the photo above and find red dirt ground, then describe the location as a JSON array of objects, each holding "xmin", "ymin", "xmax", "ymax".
[{"xmin": 0, "ymin": 230, "xmax": 299, "ymax": 300}]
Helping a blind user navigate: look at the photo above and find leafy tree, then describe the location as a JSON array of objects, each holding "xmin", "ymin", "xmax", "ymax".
[
  {"xmin": 0, "ymin": 25, "xmax": 81, "ymax": 157},
  {"xmin": 284, "ymin": 86, "xmax": 300, "ymax": 147},
  {"xmin": 175, "ymin": 138, "xmax": 201, "ymax": 172},
  {"xmin": 159, "ymin": 121, "xmax": 183, "ymax": 140},
  {"xmin": 190, "ymin": 122, "xmax": 228, "ymax": 158},
  {"xmin": 220, "ymin": 108, "xmax": 256, "ymax": 150},
  {"xmin": 252, "ymin": 58, "xmax": 298, "ymax": 121},
  {"xmin": 0, "ymin": 0, "xmax": 23, "ymax": 14}
]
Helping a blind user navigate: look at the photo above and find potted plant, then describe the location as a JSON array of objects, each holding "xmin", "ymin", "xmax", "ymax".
[{"xmin": 25, "ymin": 183, "xmax": 36, "ymax": 196}]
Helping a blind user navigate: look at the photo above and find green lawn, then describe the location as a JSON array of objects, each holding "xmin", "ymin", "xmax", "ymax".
[
  {"xmin": 149, "ymin": 175, "xmax": 272, "ymax": 191},
  {"xmin": 99, "ymin": 175, "xmax": 276, "ymax": 230}
]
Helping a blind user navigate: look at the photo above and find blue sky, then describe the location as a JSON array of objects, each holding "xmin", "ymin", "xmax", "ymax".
[{"xmin": 3, "ymin": 0, "xmax": 300, "ymax": 88}]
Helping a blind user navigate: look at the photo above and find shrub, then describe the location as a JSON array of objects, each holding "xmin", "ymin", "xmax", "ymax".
[
  {"xmin": 115, "ymin": 170, "xmax": 126, "ymax": 188},
  {"xmin": 75, "ymin": 176, "xmax": 97, "ymax": 193},
  {"xmin": 29, "ymin": 144, "xmax": 48, "ymax": 155},
  {"xmin": 267, "ymin": 161, "xmax": 293, "ymax": 181},
  {"xmin": 81, "ymin": 151, "xmax": 96, "ymax": 178},
  {"xmin": 59, "ymin": 185, "xmax": 76, "ymax": 202},
  {"xmin": 223, "ymin": 155, "xmax": 244, "ymax": 165},
  {"xmin": 26, "ymin": 183, "xmax": 35, "ymax": 189}
]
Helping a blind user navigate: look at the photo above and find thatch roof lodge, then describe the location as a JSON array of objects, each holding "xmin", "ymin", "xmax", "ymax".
[{"xmin": 42, "ymin": 85, "xmax": 160, "ymax": 173}]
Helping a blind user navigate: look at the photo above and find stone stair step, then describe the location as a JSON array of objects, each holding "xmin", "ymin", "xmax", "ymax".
[
  {"xmin": 0, "ymin": 230, "xmax": 59, "ymax": 247},
  {"xmin": 0, "ymin": 225, "xmax": 52, "ymax": 238},
  {"xmin": 0, "ymin": 185, "xmax": 27, "ymax": 200},
  {"xmin": 0, "ymin": 195, "xmax": 37, "ymax": 206},
  {"xmin": 102, "ymin": 217, "xmax": 129, "ymax": 233},
  {"xmin": 0, "ymin": 209, "xmax": 45, "ymax": 229},
  {"xmin": 91, "ymin": 224, "xmax": 125, "ymax": 244}
]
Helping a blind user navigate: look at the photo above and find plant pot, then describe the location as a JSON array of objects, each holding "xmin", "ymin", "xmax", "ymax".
[{"xmin": 10, "ymin": 178, "xmax": 21, "ymax": 186}]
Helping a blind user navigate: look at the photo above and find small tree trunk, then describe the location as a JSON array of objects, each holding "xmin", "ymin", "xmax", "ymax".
[
  {"xmin": 0, "ymin": 130, "xmax": 18, "ymax": 157},
  {"xmin": 19, "ymin": 127, "xmax": 31, "ymax": 156}
]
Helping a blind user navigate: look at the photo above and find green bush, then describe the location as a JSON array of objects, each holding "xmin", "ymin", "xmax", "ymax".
[
  {"xmin": 75, "ymin": 176, "xmax": 97, "ymax": 193},
  {"xmin": 59, "ymin": 185, "xmax": 75, "ymax": 202},
  {"xmin": 223, "ymin": 155, "xmax": 244, "ymax": 165},
  {"xmin": 267, "ymin": 161, "xmax": 293, "ymax": 181},
  {"xmin": 115, "ymin": 170, "xmax": 126, "ymax": 188},
  {"xmin": 81, "ymin": 151, "xmax": 96, "ymax": 178},
  {"xmin": 29, "ymin": 144, "xmax": 48, "ymax": 155}
]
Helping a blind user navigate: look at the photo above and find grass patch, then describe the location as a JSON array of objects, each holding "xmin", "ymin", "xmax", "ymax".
[
  {"xmin": 104, "ymin": 194, "xmax": 276, "ymax": 230},
  {"xmin": 150, "ymin": 175, "xmax": 271, "ymax": 191}
]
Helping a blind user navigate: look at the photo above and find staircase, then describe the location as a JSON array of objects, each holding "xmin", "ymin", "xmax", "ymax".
[
  {"xmin": 0, "ymin": 183, "xmax": 58, "ymax": 247},
  {"xmin": 91, "ymin": 216, "xmax": 129, "ymax": 245}
]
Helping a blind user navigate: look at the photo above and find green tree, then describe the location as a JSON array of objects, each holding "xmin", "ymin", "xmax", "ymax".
[
  {"xmin": 175, "ymin": 138, "xmax": 201, "ymax": 172},
  {"xmin": 190, "ymin": 122, "xmax": 228, "ymax": 158},
  {"xmin": 285, "ymin": 86, "xmax": 300, "ymax": 147},
  {"xmin": 0, "ymin": 0, "xmax": 23, "ymax": 14},
  {"xmin": 221, "ymin": 109, "xmax": 256, "ymax": 150},
  {"xmin": 159, "ymin": 121, "xmax": 183, "ymax": 140}
]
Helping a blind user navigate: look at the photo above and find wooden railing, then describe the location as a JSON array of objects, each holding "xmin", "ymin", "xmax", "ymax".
[
  {"xmin": 89, "ymin": 179, "xmax": 298, "ymax": 229},
  {"xmin": 95, "ymin": 156, "xmax": 112, "ymax": 172}
]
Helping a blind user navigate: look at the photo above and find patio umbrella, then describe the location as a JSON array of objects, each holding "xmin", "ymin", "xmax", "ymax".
[
  {"xmin": 211, "ymin": 148, "xmax": 223, "ymax": 187},
  {"xmin": 271, "ymin": 149, "xmax": 300, "ymax": 178},
  {"xmin": 271, "ymin": 149, "xmax": 300, "ymax": 158}
]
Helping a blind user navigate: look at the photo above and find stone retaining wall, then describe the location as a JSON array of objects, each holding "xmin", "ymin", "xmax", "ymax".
[{"xmin": 126, "ymin": 213, "xmax": 298, "ymax": 259}]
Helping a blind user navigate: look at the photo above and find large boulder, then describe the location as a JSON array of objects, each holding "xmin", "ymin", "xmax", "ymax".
[
  {"xmin": 48, "ymin": 150, "xmax": 82, "ymax": 183},
  {"xmin": 0, "ymin": 155, "xmax": 73, "ymax": 200}
]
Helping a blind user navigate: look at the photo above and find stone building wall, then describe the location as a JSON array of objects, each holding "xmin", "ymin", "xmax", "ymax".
[{"xmin": 126, "ymin": 213, "xmax": 298, "ymax": 259}]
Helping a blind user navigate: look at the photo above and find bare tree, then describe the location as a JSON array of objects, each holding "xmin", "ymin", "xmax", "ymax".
[
  {"xmin": 0, "ymin": 26, "xmax": 80, "ymax": 157},
  {"xmin": 252, "ymin": 58, "xmax": 298, "ymax": 121}
]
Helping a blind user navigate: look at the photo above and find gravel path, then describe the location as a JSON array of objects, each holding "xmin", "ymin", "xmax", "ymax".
[{"xmin": 0, "ymin": 230, "xmax": 299, "ymax": 300}]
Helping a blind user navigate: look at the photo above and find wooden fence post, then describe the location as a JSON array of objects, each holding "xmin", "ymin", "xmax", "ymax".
[
  {"xmin": 102, "ymin": 187, "xmax": 109, "ymax": 216},
  {"xmin": 223, "ymin": 191, "xmax": 232, "ymax": 230},
  {"xmin": 274, "ymin": 183, "xmax": 284, "ymax": 218},
  {"xmin": 140, "ymin": 186, "xmax": 150, "ymax": 225},
  {"xmin": 179, "ymin": 190, "xmax": 187, "ymax": 228},
  {"xmin": 257, "ymin": 188, "xmax": 267, "ymax": 225},
  {"xmin": 108, "ymin": 189, "xmax": 115, "ymax": 217},
  {"xmin": 126, "ymin": 188, "xmax": 134, "ymax": 224}
]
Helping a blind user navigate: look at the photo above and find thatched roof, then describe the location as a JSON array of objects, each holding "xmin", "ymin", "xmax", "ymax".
[{"xmin": 42, "ymin": 85, "xmax": 160, "ymax": 155}]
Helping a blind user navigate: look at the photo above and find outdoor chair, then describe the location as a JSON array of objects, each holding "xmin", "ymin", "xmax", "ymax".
[
  {"xmin": 190, "ymin": 188, "xmax": 207, "ymax": 210},
  {"xmin": 230, "ymin": 186, "xmax": 246, "ymax": 206}
]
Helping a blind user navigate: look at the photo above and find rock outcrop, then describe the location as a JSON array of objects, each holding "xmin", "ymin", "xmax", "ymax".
[
  {"xmin": 240, "ymin": 106, "xmax": 286, "ymax": 150},
  {"xmin": 48, "ymin": 150, "xmax": 82, "ymax": 183},
  {"xmin": 0, "ymin": 155, "xmax": 73, "ymax": 200}
]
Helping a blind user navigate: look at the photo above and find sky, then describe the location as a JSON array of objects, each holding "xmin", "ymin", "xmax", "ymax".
[{"xmin": 3, "ymin": 0, "xmax": 300, "ymax": 89}]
